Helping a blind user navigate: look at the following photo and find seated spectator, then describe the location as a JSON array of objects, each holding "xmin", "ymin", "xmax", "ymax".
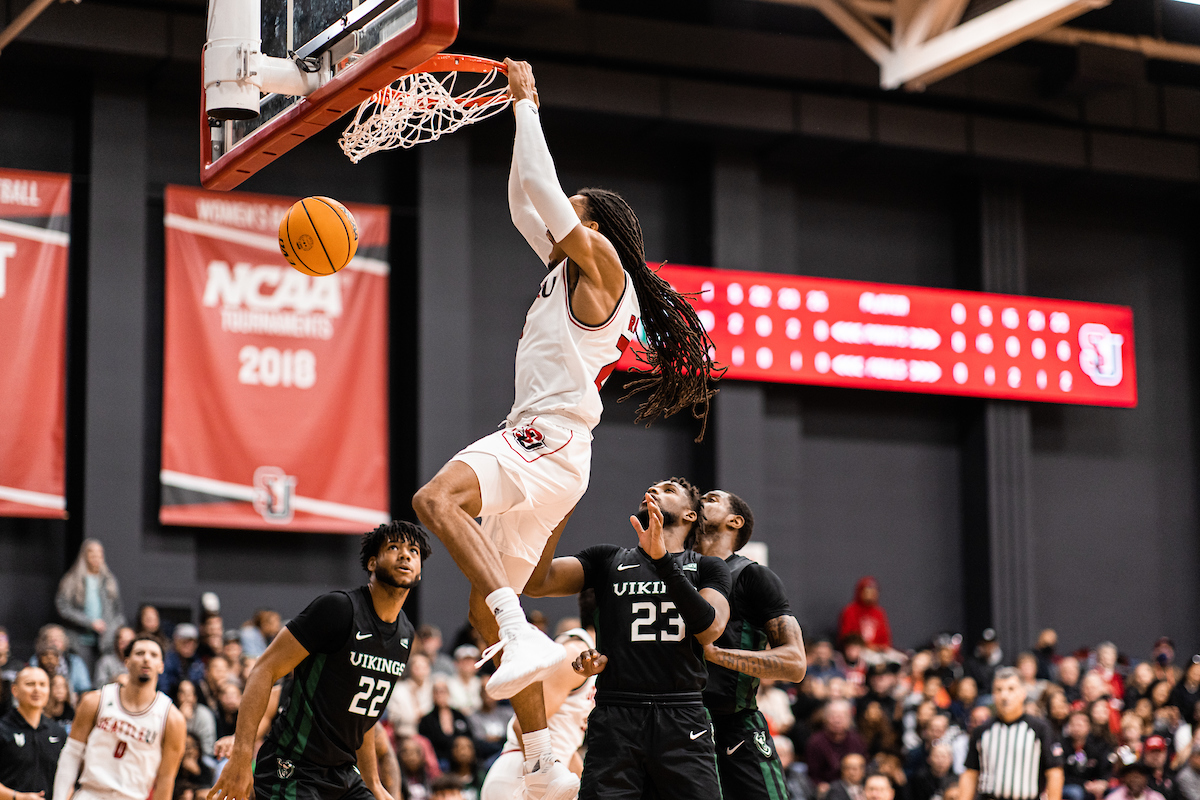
[
  {"xmin": 1108, "ymin": 762, "xmax": 1166, "ymax": 800},
  {"xmin": 864, "ymin": 772, "xmax": 897, "ymax": 800},
  {"xmin": 1094, "ymin": 642, "xmax": 1126, "ymax": 702},
  {"xmin": 860, "ymin": 700, "xmax": 900, "ymax": 757},
  {"xmin": 1043, "ymin": 686, "xmax": 1073, "ymax": 734},
  {"xmin": 1128, "ymin": 664, "xmax": 1159, "ymax": 709},
  {"xmin": 1062, "ymin": 710, "xmax": 1112, "ymax": 800},
  {"xmin": 826, "ymin": 753, "xmax": 867, "ymax": 800},
  {"xmin": 174, "ymin": 732, "xmax": 214, "ymax": 798},
  {"xmin": 1152, "ymin": 682, "xmax": 1176, "ymax": 712},
  {"xmin": 430, "ymin": 774, "xmax": 465, "ymax": 800},
  {"xmin": 0, "ymin": 666, "xmax": 67, "ymax": 800},
  {"xmin": 199, "ymin": 615, "xmax": 224, "ymax": 661},
  {"xmin": 387, "ymin": 652, "xmax": 434, "ymax": 739},
  {"xmin": 948, "ymin": 678, "xmax": 978, "ymax": 729},
  {"xmin": 840, "ymin": 636, "xmax": 869, "ymax": 694},
  {"xmin": 1142, "ymin": 736, "xmax": 1177, "ymax": 800},
  {"xmin": 932, "ymin": 635, "xmax": 963, "ymax": 690},
  {"xmin": 1153, "ymin": 640, "xmax": 1180, "ymax": 687},
  {"xmin": 445, "ymin": 736, "xmax": 483, "ymax": 799},
  {"xmin": 952, "ymin": 706, "xmax": 992, "ymax": 775},
  {"xmin": 1090, "ymin": 699, "xmax": 1120, "ymax": 747},
  {"xmin": 239, "ymin": 609, "xmax": 281, "ymax": 658},
  {"xmin": 775, "ymin": 734, "xmax": 819, "ymax": 800},
  {"xmin": 805, "ymin": 699, "xmax": 868, "ymax": 788},
  {"xmin": 398, "ymin": 735, "xmax": 437, "ymax": 800},
  {"xmin": 792, "ymin": 676, "xmax": 830, "ymax": 755},
  {"xmin": 1017, "ymin": 652, "xmax": 1050, "ymax": 704},
  {"xmin": 1035, "ymin": 629, "xmax": 1059, "ymax": 682},
  {"xmin": 1116, "ymin": 712, "xmax": 1147, "ymax": 767},
  {"xmin": 964, "ymin": 629, "xmax": 1002, "ymax": 699},
  {"xmin": 214, "ymin": 681, "xmax": 241, "ymax": 740},
  {"xmin": 839, "ymin": 578, "xmax": 893, "ymax": 656},
  {"xmin": 902, "ymin": 701, "xmax": 938, "ymax": 755},
  {"xmin": 1082, "ymin": 672, "xmax": 1121, "ymax": 734},
  {"xmin": 417, "ymin": 625, "xmax": 455, "ymax": 677},
  {"xmin": 418, "ymin": 679, "xmax": 471, "ymax": 770},
  {"xmin": 446, "ymin": 645, "xmax": 481, "ymax": 715},
  {"xmin": 31, "ymin": 625, "xmax": 90, "ymax": 695},
  {"xmin": 861, "ymin": 663, "xmax": 901, "ymax": 723},
  {"xmin": 136, "ymin": 604, "xmax": 163, "ymax": 639},
  {"xmin": 809, "ymin": 640, "xmax": 847, "ymax": 683},
  {"xmin": 1176, "ymin": 733, "xmax": 1200, "ymax": 800},
  {"xmin": 222, "ymin": 632, "xmax": 244, "ymax": 682},
  {"xmin": 1170, "ymin": 660, "xmax": 1200, "ymax": 721},
  {"xmin": 910, "ymin": 742, "xmax": 956, "ymax": 800},
  {"xmin": 873, "ymin": 753, "xmax": 911, "ymax": 800},
  {"xmin": 176, "ymin": 679, "xmax": 217, "ymax": 759},
  {"xmin": 45, "ymin": 674, "xmax": 74, "ymax": 730},
  {"xmin": 760, "ymin": 677, "xmax": 797, "ymax": 735},
  {"xmin": 1059, "ymin": 656, "xmax": 1083, "ymax": 705},
  {"xmin": 93, "ymin": 626, "xmax": 135, "ymax": 687},
  {"xmin": 199, "ymin": 654, "xmax": 232, "ymax": 710},
  {"xmin": 160, "ymin": 623, "xmax": 203, "ymax": 698},
  {"xmin": 0, "ymin": 628, "xmax": 13, "ymax": 709},
  {"xmin": 55, "ymin": 539, "xmax": 125, "ymax": 668},
  {"xmin": 905, "ymin": 715, "xmax": 953, "ymax": 778},
  {"xmin": 466, "ymin": 675, "xmax": 513, "ymax": 762}
]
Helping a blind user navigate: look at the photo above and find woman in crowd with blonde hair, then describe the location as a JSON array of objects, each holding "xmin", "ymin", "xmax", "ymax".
[{"xmin": 55, "ymin": 538, "xmax": 125, "ymax": 667}]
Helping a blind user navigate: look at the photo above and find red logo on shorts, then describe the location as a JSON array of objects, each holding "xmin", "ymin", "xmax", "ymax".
[{"xmin": 512, "ymin": 426, "xmax": 546, "ymax": 451}]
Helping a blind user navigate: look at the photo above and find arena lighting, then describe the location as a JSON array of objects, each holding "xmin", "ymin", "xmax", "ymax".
[
  {"xmin": 1172, "ymin": 0, "xmax": 1200, "ymax": 6},
  {"xmin": 617, "ymin": 265, "xmax": 1136, "ymax": 407}
]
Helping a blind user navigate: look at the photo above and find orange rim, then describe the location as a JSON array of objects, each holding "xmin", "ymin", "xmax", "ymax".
[{"xmin": 402, "ymin": 53, "xmax": 507, "ymax": 76}]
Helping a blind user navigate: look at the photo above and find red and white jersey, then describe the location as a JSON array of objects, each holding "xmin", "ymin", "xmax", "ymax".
[
  {"xmin": 507, "ymin": 260, "xmax": 641, "ymax": 431},
  {"xmin": 503, "ymin": 628, "xmax": 597, "ymax": 761},
  {"xmin": 80, "ymin": 683, "xmax": 173, "ymax": 800}
]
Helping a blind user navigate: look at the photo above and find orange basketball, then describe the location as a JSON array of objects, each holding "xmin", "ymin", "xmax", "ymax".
[{"xmin": 278, "ymin": 196, "xmax": 359, "ymax": 276}]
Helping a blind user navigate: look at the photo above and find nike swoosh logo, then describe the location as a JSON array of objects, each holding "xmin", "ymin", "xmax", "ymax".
[
  {"xmin": 617, "ymin": 564, "xmax": 639, "ymax": 571},
  {"xmin": 690, "ymin": 730, "xmax": 706, "ymax": 740},
  {"xmin": 355, "ymin": 632, "xmax": 372, "ymax": 640},
  {"xmin": 726, "ymin": 741, "xmax": 744, "ymax": 755}
]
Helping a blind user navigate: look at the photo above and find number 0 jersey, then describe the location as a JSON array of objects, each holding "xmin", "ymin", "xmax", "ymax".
[
  {"xmin": 702, "ymin": 554, "xmax": 793, "ymax": 716},
  {"xmin": 577, "ymin": 544, "xmax": 731, "ymax": 698},
  {"xmin": 80, "ymin": 683, "xmax": 174, "ymax": 800},
  {"xmin": 507, "ymin": 259, "xmax": 641, "ymax": 431},
  {"xmin": 267, "ymin": 587, "xmax": 414, "ymax": 768}
]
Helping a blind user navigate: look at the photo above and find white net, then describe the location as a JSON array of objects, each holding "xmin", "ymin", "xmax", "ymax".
[{"xmin": 339, "ymin": 66, "xmax": 511, "ymax": 162}]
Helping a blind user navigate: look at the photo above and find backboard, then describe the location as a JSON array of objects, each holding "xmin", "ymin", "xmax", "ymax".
[{"xmin": 202, "ymin": 0, "xmax": 457, "ymax": 191}]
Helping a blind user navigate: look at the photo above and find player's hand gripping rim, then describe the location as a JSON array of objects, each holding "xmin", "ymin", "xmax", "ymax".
[
  {"xmin": 572, "ymin": 648, "xmax": 608, "ymax": 677},
  {"xmin": 504, "ymin": 58, "xmax": 539, "ymax": 107},
  {"xmin": 631, "ymin": 493, "xmax": 667, "ymax": 560},
  {"xmin": 206, "ymin": 750, "xmax": 255, "ymax": 800}
]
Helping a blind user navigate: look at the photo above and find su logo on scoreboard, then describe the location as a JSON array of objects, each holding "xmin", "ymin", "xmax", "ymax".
[
  {"xmin": 253, "ymin": 466, "xmax": 297, "ymax": 524},
  {"xmin": 1078, "ymin": 323, "xmax": 1125, "ymax": 387}
]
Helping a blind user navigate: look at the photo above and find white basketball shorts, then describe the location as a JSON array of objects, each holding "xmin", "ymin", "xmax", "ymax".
[
  {"xmin": 479, "ymin": 750, "xmax": 525, "ymax": 800},
  {"xmin": 451, "ymin": 415, "xmax": 591, "ymax": 591}
]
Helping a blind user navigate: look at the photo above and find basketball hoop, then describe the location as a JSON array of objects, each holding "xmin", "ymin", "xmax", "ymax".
[{"xmin": 339, "ymin": 54, "xmax": 510, "ymax": 163}]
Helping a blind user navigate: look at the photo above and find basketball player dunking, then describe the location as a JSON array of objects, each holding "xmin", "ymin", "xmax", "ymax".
[
  {"xmin": 207, "ymin": 522, "xmax": 428, "ymax": 800},
  {"xmin": 522, "ymin": 480, "xmax": 732, "ymax": 800},
  {"xmin": 412, "ymin": 60, "xmax": 718, "ymax": 800},
  {"xmin": 693, "ymin": 490, "xmax": 807, "ymax": 800},
  {"xmin": 52, "ymin": 636, "xmax": 186, "ymax": 800}
]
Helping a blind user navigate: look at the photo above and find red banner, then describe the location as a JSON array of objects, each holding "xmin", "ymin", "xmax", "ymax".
[
  {"xmin": 619, "ymin": 265, "xmax": 1136, "ymax": 407},
  {"xmin": 0, "ymin": 169, "xmax": 70, "ymax": 519},
  {"xmin": 161, "ymin": 185, "xmax": 390, "ymax": 532}
]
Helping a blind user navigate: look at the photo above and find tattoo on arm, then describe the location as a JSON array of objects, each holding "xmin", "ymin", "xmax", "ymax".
[{"xmin": 704, "ymin": 615, "xmax": 806, "ymax": 681}]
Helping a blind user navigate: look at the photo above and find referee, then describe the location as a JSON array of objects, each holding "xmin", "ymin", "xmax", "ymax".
[{"xmin": 960, "ymin": 667, "xmax": 1064, "ymax": 800}]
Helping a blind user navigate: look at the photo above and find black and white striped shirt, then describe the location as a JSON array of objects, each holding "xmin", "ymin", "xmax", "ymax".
[{"xmin": 965, "ymin": 714, "xmax": 1063, "ymax": 800}]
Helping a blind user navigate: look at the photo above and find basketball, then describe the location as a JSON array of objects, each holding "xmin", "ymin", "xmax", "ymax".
[{"xmin": 278, "ymin": 196, "xmax": 359, "ymax": 276}]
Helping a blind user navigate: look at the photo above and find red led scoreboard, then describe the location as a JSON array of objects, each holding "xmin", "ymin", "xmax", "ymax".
[{"xmin": 618, "ymin": 265, "xmax": 1136, "ymax": 407}]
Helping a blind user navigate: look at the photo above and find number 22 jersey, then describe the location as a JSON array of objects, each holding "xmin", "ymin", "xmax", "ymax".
[
  {"xmin": 577, "ymin": 545, "xmax": 731, "ymax": 697},
  {"xmin": 267, "ymin": 586, "xmax": 414, "ymax": 767}
]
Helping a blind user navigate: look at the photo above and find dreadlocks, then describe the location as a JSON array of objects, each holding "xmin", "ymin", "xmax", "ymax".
[{"xmin": 577, "ymin": 188, "xmax": 721, "ymax": 441}]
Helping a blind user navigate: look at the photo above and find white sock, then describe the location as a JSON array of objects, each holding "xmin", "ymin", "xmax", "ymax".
[
  {"xmin": 486, "ymin": 587, "xmax": 527, "ymax": 637},
  {"xmin": 522, "ymin": 727, "xmax": 553, "ymax": 765}
]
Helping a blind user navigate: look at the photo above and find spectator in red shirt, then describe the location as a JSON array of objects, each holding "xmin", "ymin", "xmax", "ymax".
[
  {"xmin": 839, "ymin": 577, "xmax": 893, "ymax": 653},
  {"xmin": 1094, "ymin": 643, "xmax": 1126, "ymax": 702},
  {"xmin": 807, "ymin": 699, "xmax": 869, "ymax": 789}
]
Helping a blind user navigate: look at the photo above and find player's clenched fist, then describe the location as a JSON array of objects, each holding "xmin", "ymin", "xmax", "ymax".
[
  {"xmin": 504, "ymin": 58, "xmax": 539, "ymax": 106},
  {"xmin": 572, "ymin": 648, "xmax": 608, "ymax": 677}
]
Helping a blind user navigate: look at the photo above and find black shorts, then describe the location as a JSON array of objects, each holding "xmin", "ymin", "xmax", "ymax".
[
  {"xmin": 711, "ymin": 709, "xmax": 789, "ymax": 800},
  {"xmin": 580, "ymin": 702, "xmax": 721, "ymax": 800},
  {"xmin": 253, "ymin": 741, "xmax": 373, "ymax": 800}
]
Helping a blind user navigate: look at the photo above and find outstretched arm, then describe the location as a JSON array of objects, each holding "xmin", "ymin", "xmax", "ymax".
[
  {"xmin": 510, "ymin": 150, "xmax": 554, "ymax": 265},
  {"xmin": 703, "ymin": 615, "xmax": 807, "ymax": 683}
]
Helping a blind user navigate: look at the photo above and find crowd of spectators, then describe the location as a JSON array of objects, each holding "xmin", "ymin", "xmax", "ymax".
[{"xmin": 2, "ymin": 544, "xmax": 1200, "ymax": 800}]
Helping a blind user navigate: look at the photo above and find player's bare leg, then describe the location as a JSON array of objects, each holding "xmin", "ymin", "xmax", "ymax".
[{"xmin": 414, "ymin": 461, "xmax": 567, "ymax": 701}]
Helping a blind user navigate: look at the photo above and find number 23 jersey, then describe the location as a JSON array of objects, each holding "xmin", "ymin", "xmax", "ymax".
[
  {"xmin": 577, "ymin": 545, "xmax": 731, "ymax": 695},
  {"xmin": 268, "ymin": 587, "xmax": 414, "ymax": 767}
]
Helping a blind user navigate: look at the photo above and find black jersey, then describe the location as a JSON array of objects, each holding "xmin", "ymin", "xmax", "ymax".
[
  {"xmin": 703, "ymin": 555, "xmax": 793, "ymax": 715},
  {"xmin": 577, "ymin": 544, "xmax": 731, "ymax": 697},
  {"xmin": 267, "ymin": 587, "xmax": 414, "ymax": 768}
]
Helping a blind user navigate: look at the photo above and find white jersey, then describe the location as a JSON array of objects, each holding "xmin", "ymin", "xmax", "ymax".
[
  {"xmin": 507, "ymin": 260, "xmax": 642, "ymax": 431},
  {"xmin": 80, "ymin": 683, "xmax": 173, "ymax": 800},
  {"xmin": 502, "ymin": 628, "xmax": 597, "ymax": 761}
]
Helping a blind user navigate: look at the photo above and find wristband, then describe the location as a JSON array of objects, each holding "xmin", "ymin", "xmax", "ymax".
[{"xmin": 649, "ymin": 554, "xmax": 717, "ymax": 634}]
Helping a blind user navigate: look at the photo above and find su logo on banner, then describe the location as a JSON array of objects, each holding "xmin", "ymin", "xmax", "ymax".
[
  {"xmin": 253, "ymin": 466, "xmax": 297, "ymax": 524},
  {"xmin": 1078, "ymin": 323, "xmax": 1124, "ymax": 387}
]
